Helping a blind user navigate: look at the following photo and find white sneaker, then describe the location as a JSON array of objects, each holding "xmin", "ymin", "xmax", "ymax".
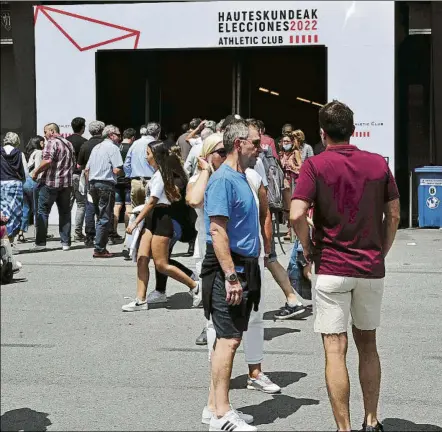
[
  {"xmin": 122, "ymin": 297, "xmax": 148, "ymax": 312},
  {"xmin": 247, "ymin": 372, "xmax": 281, "ymax": 394},
  {"xmin": 209, "ymin": 410, "xmax": 257, "ymax": 431},
  {"xmin": 30, "ymin": 245, "xmax": 46, "ymax": 252},
  {"xmin": 12, "ymin": 260, "xmax": 22, "ymax": 273},
  {"xmin": 189, "ymin": 281, "xmax": 202, "ymax": 308},
  {"xmin": 146, "ymin": 290, "xmax": 168, "ymax": 304},
  {"xmin": 62, "ymin": 245, "xmax": 71, "ymax": 251},
  {"xmin": 202, "ymin": 406, "xmax": 253, "ymax": 425}
]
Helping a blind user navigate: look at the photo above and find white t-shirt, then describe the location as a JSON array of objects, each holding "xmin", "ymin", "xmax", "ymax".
[
  {"xmin": 188, "ymin": 137, "xmax": 203, "ymax": 147},
  {"xmin": 190, "ymin": 168, "xmax": 265, "ymax": 261},
  {"xmin": 188, "ymin": 174, "xmax": 206, "ymax": 260},
  {"xmin": 184, "ymin": 143, "xmax": 203, "ymax": 177},
  {"xmin": 254, "ymin": 158, "xmax": 268, "ymax": 188},
  {"xmin": 245, "ymin": 168, "xmax": 265, "ymax": 258},
  {"xmin": 146, "ymin": 170, "xmax": 170, "ymax": 205}
]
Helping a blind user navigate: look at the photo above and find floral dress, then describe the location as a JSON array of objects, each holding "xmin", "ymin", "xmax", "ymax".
[{"xmin": 279, "ymin": 149, "xmax": 302, "ymax": 190}]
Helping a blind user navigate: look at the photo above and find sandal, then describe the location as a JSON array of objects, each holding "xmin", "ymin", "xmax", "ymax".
[{"xmin": 17, "ymin": 232, "xmax": 26, "ymax": 243}]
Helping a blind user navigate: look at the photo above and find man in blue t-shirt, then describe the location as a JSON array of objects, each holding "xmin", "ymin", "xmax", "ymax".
[{"xmin": 201, "ymin": 119, "xmax": 261, "ymax": 431}]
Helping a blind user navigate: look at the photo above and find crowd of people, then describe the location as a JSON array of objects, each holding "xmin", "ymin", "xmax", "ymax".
[{"xmin": 0, "ymin": 100, "xmax": 400, "ymax": 432}]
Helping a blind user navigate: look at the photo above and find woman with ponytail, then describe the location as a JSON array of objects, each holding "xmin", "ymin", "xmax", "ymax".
[{"xmin": 123, "ymin": 141, "xmax": 199, "ymax": 311}]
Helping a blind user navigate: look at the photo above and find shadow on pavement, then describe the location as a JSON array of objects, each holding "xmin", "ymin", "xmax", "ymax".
[
  {"xmin": 165, "ymin": 292, "xmax": 193, "ymax": 310},
  {"xmin": 238, "ymin": 394, "xmax": 319, "ymax": 426},
  {"xmin": 0, "ymin": 408, "xmax": 52, "ymax": 431},
  {"xmin": 264, "ymin": 327, "xmax": 300, "ymax": 341},
  {"xmin": 383, "ymin": 418, "xmax": 442, "ymax": 431},
  {"xmin": 5, "ymin": 277, "xmax": 28, "ymax": 284},
  {"xmin": 18, "ymin": 244, "xmax": 88, "ymax": 255},
  {"xmin": 230, "ymin": 371, "xmax": 307, "ymax": 390}
]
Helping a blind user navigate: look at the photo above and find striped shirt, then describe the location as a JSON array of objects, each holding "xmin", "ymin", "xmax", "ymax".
[
  {"xmin": 86, "ymin": 139, "xmax": 123, "ymax": 184},
  {"xmin": 39, "ymin": 136, "xmax": 74, "ymax": 188}
]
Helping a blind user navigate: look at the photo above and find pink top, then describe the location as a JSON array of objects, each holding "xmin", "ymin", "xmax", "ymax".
[{"xmin": 260, "ymin": 134, "xmax": 279, "ymax": 159}]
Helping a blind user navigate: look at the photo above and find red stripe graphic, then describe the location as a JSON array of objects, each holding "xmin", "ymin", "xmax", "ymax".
[
  {"xmin": 296, "ymin": 35, "xmax": 299, "ymax": 44},
  {"xmin": 308, "ymin": 35, "xmax": 312, "ymax": 43},
  {"xmin": 352, "ymin": 131, "xmax": 371, "ymax": 138},
  {"xmin": 302, "ymin": 35, "xmax": 306, "ymax": 43},
  {"xmin": 314, "ymin": 35, "xmax": 319, "ymax": 43},
  {"xmin": 34, "ymin": 5, "xmax": 141, "ymax": 51},
  {"xmin": 290, "ymin": 35, "xmax": 293, "ymax": 44}
]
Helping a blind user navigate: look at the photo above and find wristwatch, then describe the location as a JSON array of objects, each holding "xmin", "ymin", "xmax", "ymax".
[{"xmin": 225, "ymin": 272, "xmax": 239, "ymax": 283}]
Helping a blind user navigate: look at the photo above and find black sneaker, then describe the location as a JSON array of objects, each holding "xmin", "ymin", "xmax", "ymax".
[
  {"xmin": 195, "ymin": 327, "xmax": 207, "ymax": 346},
  {"xmin": 84, "ymin": 238, "xmax": 94, "ymax": 248},
  {"xmin": 363, "ymin": 422, "xmax": 384, "ymax": 432},
  {"xmin": 74, "ymin": 233, "xmax": 86, "ymax": 242},
  {"xmin": 109, "ymin": 234, "xmax": 123, "ymax": 245},
  {"xmin": 274, "ymin": 303, "xmax": 306, "ymax": 320}
]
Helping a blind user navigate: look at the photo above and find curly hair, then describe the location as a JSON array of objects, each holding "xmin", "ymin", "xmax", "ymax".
[
  {"xmin": 148, "ymin": 140, "xmax": 187, "ymax": 203},
  {"xmin": 292, "ymin": 129, "xmax": 305, "ymax": 146}
]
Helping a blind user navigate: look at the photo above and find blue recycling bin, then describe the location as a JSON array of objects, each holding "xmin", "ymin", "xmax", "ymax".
[{"xmin": 414, "ymin": 166, "xmax": 442, "ymax": 228}]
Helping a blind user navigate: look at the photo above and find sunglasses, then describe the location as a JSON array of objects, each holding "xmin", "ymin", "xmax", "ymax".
[
  {"xmin": 243, "ymin": 138, "xmax": 261, "ymax": 148},
  {"xmin": 210, "ymin": 148, "xmax": 227, "ymax": 158}
]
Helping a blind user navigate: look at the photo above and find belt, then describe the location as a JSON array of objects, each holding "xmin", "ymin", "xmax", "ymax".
[{"xmin": 131, "ymin": 176, "xmax": 151, "ymax": 181}]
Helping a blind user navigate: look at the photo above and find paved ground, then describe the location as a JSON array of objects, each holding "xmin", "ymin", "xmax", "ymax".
[{"xmin": 1, "ymin": 227, "xmax": 442, "ymax": 432}]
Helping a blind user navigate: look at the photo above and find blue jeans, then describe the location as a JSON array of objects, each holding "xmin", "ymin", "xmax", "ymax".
[
  {"xmin": 287, "ymin": 239, "xmax": 312, "ymax": 300},
  {"xmin": 36, "ymin": 185, "xmax": 72, "ymax": 246},
  {"xmin": 21, "ymin": 177, "xmax": 38, "ymax": 232},
  {"xmin": 89, "ymin": 181, "xmax": 115, "ymax": 253}
]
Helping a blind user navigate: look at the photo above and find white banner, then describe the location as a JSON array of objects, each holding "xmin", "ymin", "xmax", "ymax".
[{"xmin": 35, "ymin": 1, "xmax": 395, "ymax": 169}]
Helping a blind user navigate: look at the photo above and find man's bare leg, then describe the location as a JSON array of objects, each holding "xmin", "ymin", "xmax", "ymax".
[
  {"xmin": 267, "ymin": 260, "xmax": 303, "ymax": 305},
  {"xmin": 114, "ymin": 204, "xmax": 122, "ymax": 234},
  {"xmin": 211, "ymin": 337, "xmax": 241, "ymax": 417},
  {"xmin": 207, "ymin": 374, "xmax": 216, "ymax": 413},
  {"xmin": 352, "ymin": 327, "xmax": 381, "ymax": 428},
  {"xmin": 322, "ymin": 333, "xmax": 351, "ymax": 432}
]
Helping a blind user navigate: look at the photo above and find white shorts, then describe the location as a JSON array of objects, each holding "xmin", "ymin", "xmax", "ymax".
[{"xmin": 313, "ymin": 275, "xmax": 384, "ymax": 334}]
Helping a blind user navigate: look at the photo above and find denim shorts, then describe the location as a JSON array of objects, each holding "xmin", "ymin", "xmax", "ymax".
[
  {"xmin": 115, "ymin": 185, "xmax": 131, "ymax": 205},
  {"xmin": 211, "ymin": 271, "xmax": 253, "ymax": 339}
]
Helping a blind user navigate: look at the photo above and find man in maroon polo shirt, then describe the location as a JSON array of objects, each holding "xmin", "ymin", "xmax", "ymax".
[{"xmin": 290, "ymin": 101, "xmax": 400, "ymax": 432}]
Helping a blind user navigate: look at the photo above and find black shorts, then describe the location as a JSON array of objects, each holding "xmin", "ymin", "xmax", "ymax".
[
  {"xmin": 145, "ymin": 206, "xmax": 173, "ymax": 238},
  {"xmin": 211, "ymin": 271, "xmax": 253, "ymax": 339}
]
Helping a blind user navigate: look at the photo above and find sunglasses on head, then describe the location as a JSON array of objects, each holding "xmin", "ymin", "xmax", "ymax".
[{"xmin": 210, "ymin": 148, "xmax": 227, "ymax": 157}]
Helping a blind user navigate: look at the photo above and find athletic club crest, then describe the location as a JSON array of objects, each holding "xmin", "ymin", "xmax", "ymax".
[{"xmin": 1, "ymin": 11, "xmax": 11, "ymax": 32}]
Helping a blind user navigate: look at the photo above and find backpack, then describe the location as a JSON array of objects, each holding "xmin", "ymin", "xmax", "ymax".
[{"xmin": 259, "ymin": 147, "xmax": 284, "ymax": 211}]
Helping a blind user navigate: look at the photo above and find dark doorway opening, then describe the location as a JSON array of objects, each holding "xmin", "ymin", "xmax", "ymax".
[
  {"xmin": 240, "ymin": 46, "xmax": 327, "ymax": 143},
  {"xmin": 96, "ymin": 46, "xmax": 327, "ymax": 145}
]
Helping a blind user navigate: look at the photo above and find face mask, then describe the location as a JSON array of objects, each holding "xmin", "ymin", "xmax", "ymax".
[{"xmin": 283, "ymin": 144, "xmax": 292, "ymax": 151}]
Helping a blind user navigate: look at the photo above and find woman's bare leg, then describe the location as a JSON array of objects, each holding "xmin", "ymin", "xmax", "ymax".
[
  {"xmin": 136, "ymin": 229, "xmax": 153, "ymax": 301},
  {"xmin": 151, "ymin": 235, "xmax": 197, "ymax": 289}
]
